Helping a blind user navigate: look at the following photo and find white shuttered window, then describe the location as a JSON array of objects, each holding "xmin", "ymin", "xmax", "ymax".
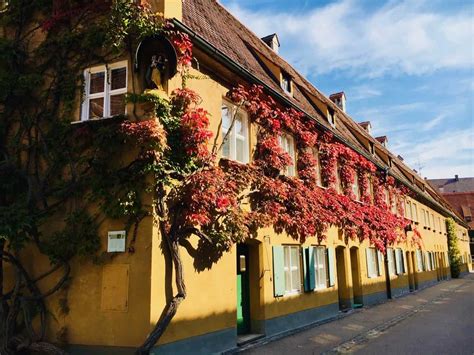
[{"xmin": 283, "ymin": 246, "xmax": 301, "ymax": 294}]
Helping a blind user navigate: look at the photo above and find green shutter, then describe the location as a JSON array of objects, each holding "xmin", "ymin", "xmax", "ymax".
[
  {"xmin": 273, "ymin": 246, "xmax": 285, "ymax": 297},
  {"xmin": 327, "ymin": 247, "xmax": 336, "ymax": 286}
]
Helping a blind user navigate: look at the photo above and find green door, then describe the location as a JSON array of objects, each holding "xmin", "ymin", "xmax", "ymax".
[{"xmin": 237, "ymin": 244, "xmax": 250, "ymax": 334}]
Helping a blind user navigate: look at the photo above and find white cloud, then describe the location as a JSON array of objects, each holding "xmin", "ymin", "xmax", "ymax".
[
  {"xmin": 348, "ymin": 85, "xmax": 382, "ymax": 101},
  {"xmin": 422, "ymin": 114, "xmax": 445, "ymax": 131},
  {"xmin": 224, "ymin": 0, "xmax": 474, "ymax": 77},
  {"xmin": 394, "ymin": 129, "xmax": 474, "ymax": 178}
]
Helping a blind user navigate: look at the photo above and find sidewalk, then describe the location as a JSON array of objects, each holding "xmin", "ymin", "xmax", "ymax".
[{"xmin": 239, "ymin": 274, "xmax": 474, "ymax": 354}]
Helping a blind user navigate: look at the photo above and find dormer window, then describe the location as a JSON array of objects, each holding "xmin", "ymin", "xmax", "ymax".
[
  {"xmin": 281, "ymin": 72, "xmax": 292, "ymax": 94},
  {"xmin": 369, "ymin": 142, "xmax": 375, "ymax": 155},
  {"xmin": 328, "ymin": 109, "xmax": 336, "ymax": 128}
]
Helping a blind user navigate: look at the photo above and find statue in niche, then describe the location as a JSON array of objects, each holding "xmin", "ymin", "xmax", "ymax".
[{"xmin": 145, "ymin": 54, "xmax": 168, "ymax": 90}]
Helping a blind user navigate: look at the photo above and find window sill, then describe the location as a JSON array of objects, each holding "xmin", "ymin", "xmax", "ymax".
[
  {"xmin": 72, "ymin": 116, "xmax": 120, "ymax": 125},
  {"xmin": 284, "ymin": 290, "xmax": 301, "ymax": 297}
]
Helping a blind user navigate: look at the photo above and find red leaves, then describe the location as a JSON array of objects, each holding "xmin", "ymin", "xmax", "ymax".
[
  {"xmin": 180, "ymin": 108, "xmax": 213, "ymax": 159},
  {"xmin": 223, "ymin": 84, "xmax": 415, "ymax": 252},
  {"xmin": 170, "ymin": 31, "xmax": 193, "ymax": 68},
  {"xmin": 120, "ymin": 119, "xmax": 166, "ymax": 150}
]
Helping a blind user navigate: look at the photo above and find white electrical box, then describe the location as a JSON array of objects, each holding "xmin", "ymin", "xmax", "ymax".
[{"xmin": 107, "ymin": 231, "xmax": 126, "ymax": 252}]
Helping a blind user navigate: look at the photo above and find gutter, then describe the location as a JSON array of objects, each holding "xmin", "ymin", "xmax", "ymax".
[{"xmin": 171, "ymin": 19, "xmax": 467, "ymax": 228}]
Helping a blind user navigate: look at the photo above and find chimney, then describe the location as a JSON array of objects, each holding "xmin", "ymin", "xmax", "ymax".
[
  {"xmin": 261, "ymin": 33, "xmax": 280, "ymax": 53},
  {"xmin": 375, "ymin": 135, "xmax": 388, "ymax": 148},
  {"xmin": 455, "ymin": 174, "xmax": 459, "ymax": 181},
  {"xmin": 329, "ymin": 92, "xmax": 346, "ymax": 112},
  {"xmin": 148, "ymin": 0, "xmax": 182, "ymax": 21},
  {"xmin": 358, "ymin": 121, "xmax": 372, "ymax": 135}
]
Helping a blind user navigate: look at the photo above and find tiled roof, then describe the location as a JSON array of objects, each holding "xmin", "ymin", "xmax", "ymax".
[
  {"xmin": 428, "ymin": 177, "xmax": 474, "ymax": 193},
  {"xmin": 180, "ymin": 0, "xmax": 466, "ymax": 223}
]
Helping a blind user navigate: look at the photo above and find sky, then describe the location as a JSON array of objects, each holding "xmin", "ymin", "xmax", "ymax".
[{"xmin": 220, "ymin": 0, "xmax": 474, "ymax": 179}]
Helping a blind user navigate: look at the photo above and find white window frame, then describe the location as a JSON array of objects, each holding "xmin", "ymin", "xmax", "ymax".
[
  {"xmin": 314, "ymin": 246, "xmax": 328, "ymax": 290},
  {"xmin": 352, "ymin": 173, "xmax": 361, "ymax": 201},
  {"xmin": 416, "ymin": 249, "xmax": 423, "ymax": 272},
  {"xmin": 81, "ymin": 61, "xmax": 128, "ymax": 121},
  {"xmin": 313, "ymin": 147, "xmax": 323, "ymax": 187},
  {"xmin": 395, "ymin": 248, "xmax": 405, "ymax": 274},
  {"xmin": 387, "ymin": 248, "xmax": 396, "ymax": 276},
  {"xmin": 367, "ymin": 248, "xmax": 379, "ymax": 278},
  {"xmin": 412, "ymin": 203, "xmax": 418, "ymax": 223},
  {"xmin": 221, "ymin": 102, "xmax": 250, "ymax": 164},
  {"xmin": 283, "ymin": 245, "xmax": 301, "ymax": 295},
  {"xmin": 279, "ymin": 132, "xmax": 296, "ymax": 176}
]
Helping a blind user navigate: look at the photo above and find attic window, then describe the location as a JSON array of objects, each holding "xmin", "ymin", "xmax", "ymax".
[
  {"xmin": 388, "ymin": 157, "xmax": 392, "ymax": 167},
  {"xmin": 281, "ymin": 72, "xmax": 292, "ymax": 94},
  {"xmin": 328, "ymin": 109, "xmax": 336, "ymax": 128},
  {"xmin": 369, "ymin": 142, "xmax": 375, "ymax": 155}
]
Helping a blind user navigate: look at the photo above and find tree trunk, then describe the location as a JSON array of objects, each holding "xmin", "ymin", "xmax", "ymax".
[{"xmin": 136, "ymin": 233, "xmax": 186, "ymax": 355}]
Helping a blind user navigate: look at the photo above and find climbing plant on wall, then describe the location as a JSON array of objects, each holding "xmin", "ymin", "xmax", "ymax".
[
  {"xmin": 0, "ymin": 1, "xmax": 422, "ymax": 354},
  {"xmin": 446, "ymin": 218, "xmax": 461, "ymax": 278}
]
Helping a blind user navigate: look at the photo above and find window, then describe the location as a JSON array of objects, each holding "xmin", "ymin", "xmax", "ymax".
[
  {"xmin": 405, "ymin": 200, "xmax": 412, "ymax": 219},
  {"xmin": 412, "ymin": 203, "xmax": 418, "ymax": 223},
  {"xmin": 369, "ymin": 142, "xmax": 375, "ymax": 155},
  {"xmin": 81, "ymin": 61, "xmax": 127, "ymax": 120},
  {"xmin": 281, "ymin": 72, "xmax": 292, "ymax": 94},
  {"xmin": 352, "ymin": 174, "xmax": 361, "ymax": 201},
  {"xmin": 431, "ymin": 214, "xmax": 435, "ymax": 231},
  {"xmin": 416, "ymin": 249, "xmax": 424, "ymax": 271},
  {"xmin": 438, "ymin": 217, "xmax": 442, "ymax": 233},
  {"xmin": 314, "ymin": 247, "xmax": 328, "ymax": 290},
  {"xmin": 369, "ymin": 177, "xmax": 374, "ymax": 204},
  {"xmin": 221, "ymin": 103, "xmax": 249, "ymax": 163},
  {"xmin": 387, "ymin": 248, "xmax": 396, "ymax": 276},
  {"xmin": 283, "ymin": 246, "xmax": 301, "ymax": 294},
  {"xmin": 391, "ymin": 196, "xmax": 398, "ymax": 215},
  {"xmin": 328, "ymin": 110, "xmax": 336, "ymax": 127},
  {"xmin": 279, "ymin": 133, "xmax": 296, "ymax": 176},
  {"xmin": 366, "ymin": 248, "xmax": 379, "ymax": 278},
  {"xmin": 335, "ymin": 163, "xmax": 343, "ymax": 193},
  {"xmin": 395, "ymin": 248, "xmax": 405, "ymax": 274},
  {"xmin": 384, "ymin": 189, "xmax": 390, "ymax": 208},
  {"xmin": 313, "ymin": 147, "xmax": 323, "ymax": 187}
]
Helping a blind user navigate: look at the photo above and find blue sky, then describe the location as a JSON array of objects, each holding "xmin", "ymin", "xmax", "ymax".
[{"xmin": 220, "ymin": 0, "xmax": 474, "ymax": 179}]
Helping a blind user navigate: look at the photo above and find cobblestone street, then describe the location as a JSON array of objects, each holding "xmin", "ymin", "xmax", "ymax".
[{"xmin": 241, "ymin": 274, "xmax": 474, "ymax": 355}]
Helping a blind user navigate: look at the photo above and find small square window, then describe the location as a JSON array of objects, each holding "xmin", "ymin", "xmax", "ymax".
[{"xmin": 81, "ymin": 61, "xmax": 128, "ymax": 121}]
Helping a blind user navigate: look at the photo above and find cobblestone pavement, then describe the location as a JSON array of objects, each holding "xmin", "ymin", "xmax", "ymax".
[{"xmin": 241, "ymin": 274, "xmax": 474, "ymax": 355}]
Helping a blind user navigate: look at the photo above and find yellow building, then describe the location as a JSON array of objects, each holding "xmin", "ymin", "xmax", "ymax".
[{"xmin": 4, "ymin": 0, "xmax": 471, "ymax": 354}]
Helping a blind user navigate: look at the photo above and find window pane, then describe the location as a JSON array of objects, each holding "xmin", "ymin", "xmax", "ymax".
[
  {"xmin": 284, "ymin": 247, "xmax": 291, "ymax": 292},
  {"xmin": 111, "ymin": 67, "xmax": 126, "ymax": 90},
  {"xmin": 89, "ymin": 71, "xmax": 105, "ymax": 94},
  {"xmin": 291, "ymin": 269, "xmax": 300, "ymax": 291},
  {"xmin": 89, "ymin": 97, "xmax": 104, "ymax": 118},
  {"xmin": 290, "ymin": 247, "xmax": 299, "ymax": 269},
  {"xmin": 236, "ymin": 137, "xmax": 245, "ymax": 163},
  {"xmin": 110, "ymin": 94, "xmax": 126, "ymax": 116},
  {"xmin": 235, "ymin": 114, "xmax": 243, "ymax": 134},
  {"xmin": 222, "ymin": 135, "xmax": 231, "ymax": 158},
  {"xmin": 221, "ymin": 105, "xmax": 231, "ymax": 129}
]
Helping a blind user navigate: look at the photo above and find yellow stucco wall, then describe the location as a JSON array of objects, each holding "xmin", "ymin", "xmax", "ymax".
[{"xmin": 8, "ymin": 18, "xmax": 471, "ymax": 349}]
